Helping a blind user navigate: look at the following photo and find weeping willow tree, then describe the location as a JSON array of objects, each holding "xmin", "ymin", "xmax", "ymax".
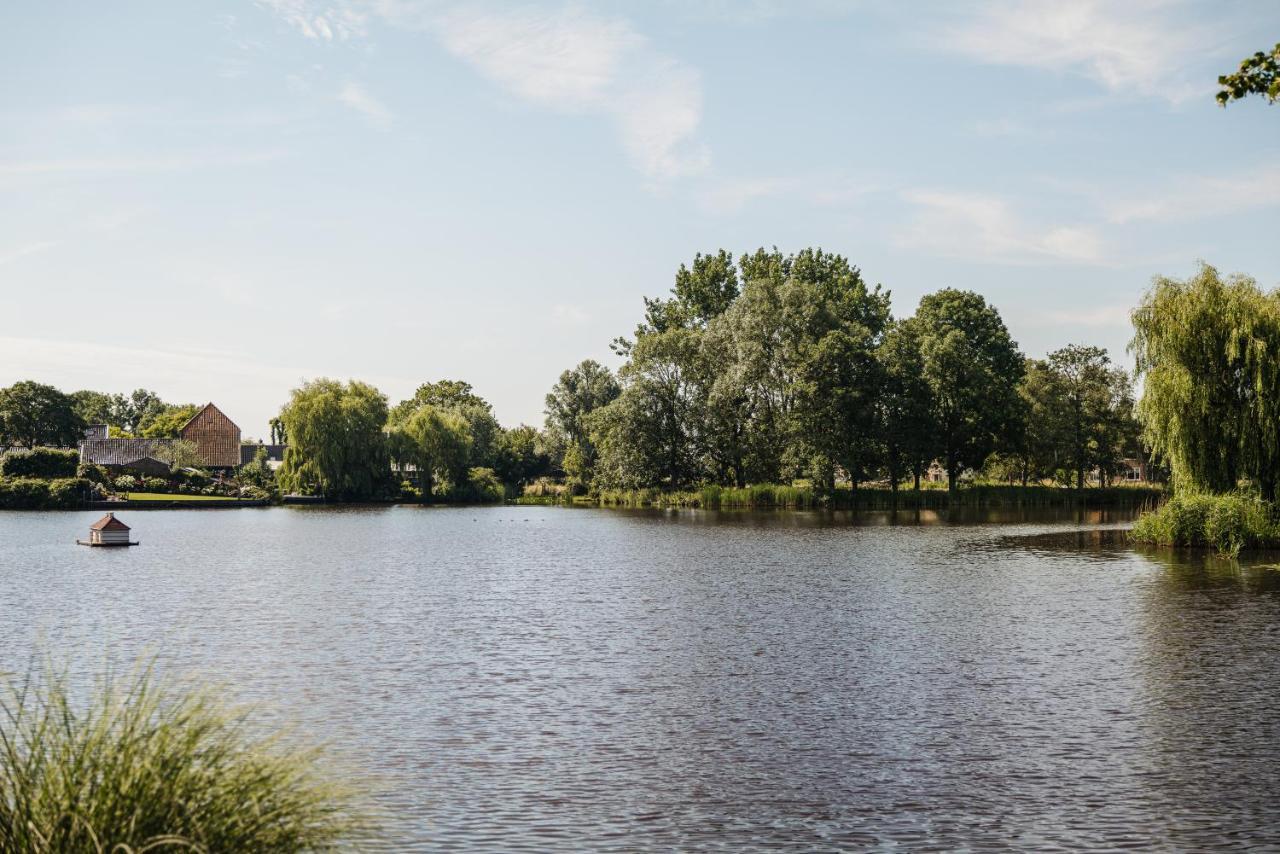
[
  {"xmin": 277, "ymin": 378, "xmax": 392, "ymax": 500},
  {"xmin": 1130, "ymin": 263, "xmax": 1280, "ymax": 499}
]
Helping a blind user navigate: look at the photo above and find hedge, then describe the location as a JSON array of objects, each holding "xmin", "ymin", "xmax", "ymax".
[
  {"xmin": 0, "ymin": 478, "xmax": 91, "ymax": 509},
  {"xmin": 0, "ymin": 448, "xmax": 80, "ymax": 479}
]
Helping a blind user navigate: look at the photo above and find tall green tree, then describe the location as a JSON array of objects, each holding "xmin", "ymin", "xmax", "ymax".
[
  {"xmin": 393, "ymin": 380, "xmax": 500, "ymax": 468},
  {"xmin": 493, "ymin": 425, "xmax": 552, "ymax": 490},
  {"xmin": 1218, "ymin": 42, "xmax": 1280, "ymax": 105},
  {"xmin": 543, "ymin": 360, "xmax": 620, "ymax": 487},
  {"xmin": 69, "ymin": 390, "xmax": 121, "ymax": 428},
  {"xmin": 0, "ymin": 381, "xmax": 83, "ymax": 449},
  {"xmin": 914, "ymin": 289, "xmax": 1025, "ymax": 495},
  {"xmin": 1130, "ymin": 263, "xmax": 1280, "ymax": 498},
  {"xmin": 388, "ymin": 405, "xmax": 472, "ymax": 499},
  {"xmin": 1045, "ymin": 345, "xmax": 1114, "ymax": 490},
  {"xmin": 277, "ymin": 379, "xmax": 392, "ymax": 500},
  {"xmin": 877, "ymin": 318, "xmax": 936, "ymax": 493}
]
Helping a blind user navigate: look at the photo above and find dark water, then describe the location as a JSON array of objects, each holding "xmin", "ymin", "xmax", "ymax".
[{"xmin": 3, "ymin": 505, "xmax": 1280, "ymax": 851}]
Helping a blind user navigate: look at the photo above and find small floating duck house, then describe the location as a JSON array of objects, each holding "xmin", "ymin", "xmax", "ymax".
[{"xmin": 78, "ymin": 513, "xmax": 139, "ymax": 547}]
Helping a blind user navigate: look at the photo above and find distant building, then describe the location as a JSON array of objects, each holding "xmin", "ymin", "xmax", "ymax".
[
  {"xmin": 240, "ymin": 443, "xmax": 287, "ymax": 470},
  {"xmin": 79, "ymin": 402, "xmax": 242, "ymax": 471},
  {"xmin": 180, "ymin": 403, "xmax": 241, "ymax": 468}
]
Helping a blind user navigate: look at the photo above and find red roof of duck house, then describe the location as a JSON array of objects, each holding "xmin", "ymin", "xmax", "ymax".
[{"xmin": 89, "ymin": 513, "xmax": 130, "ymax": 532}]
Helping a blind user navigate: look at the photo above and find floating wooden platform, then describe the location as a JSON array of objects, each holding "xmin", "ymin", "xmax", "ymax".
[{"xmin": 76, "ymin": 540, "xmax": 140, "ymax": 547}]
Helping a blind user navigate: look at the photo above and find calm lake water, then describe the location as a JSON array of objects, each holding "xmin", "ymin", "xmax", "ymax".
[{"xmin": 3, "ymin": 505, "xmax": 1280, "ymax": 851}]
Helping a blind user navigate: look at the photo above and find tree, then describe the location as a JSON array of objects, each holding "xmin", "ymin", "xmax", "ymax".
[
  {"xmin": 543, "ymin": 360, "xmax": 620, "ymax": 487},
  {"xmin": 155, "ymin": 439, "xmax": 203, "ymax": 471},
  {"xmin": 138, "ymin": 404, "xmax": 199, "ymax": 438},
  {"xmin": 70, "ymin": 390, "xmax": 121, "ymax": 427},
  {"xmin": 1045, "ymin": 345, "xmax": 1114, "ymax": 490},
  {"xmin": 493, "ymin": 425, "xmax": 551, "ymax": 490},
  {"xmin": 591, "ymin": 328, "xmax": 704, "ymax": 490},
  {"xmin": 877, "ymin": 319, "xmax": 936, "ymax": 493},
  {"xmin": 640, "ymin": 249, "xmax": 740, "ymax": 334},
  {"xmin": 277, "ymin": 379, "xmax": 392, "ymax": 500},
  {"xmin": 1130, "ymin": 263, "xmax": 1280, "ymax": 499},
  {"xmin": 1218, "ymin": 42, "xmax": 1280, "ymax": 105},
  {"xmin": 392, "ymin": 380, "xmax": 500, "ymax": 468},
  {"xmin": 238, "ymin": 445, "xmax": 275, "ymax": 488},
  {"xmin": 117, "ymin": 389, "xmax": 166, "ymax": 434},
  {"xmin": 389, "ymin": 405, "xmax": 472, "ymax": 499},
  {"xmin": 914, "ymin": 289, "xmax": 1025, "ymax": 495},
  {"xmin": 0, "ymin": 381, "xmax": 83, "ymax": 449}
]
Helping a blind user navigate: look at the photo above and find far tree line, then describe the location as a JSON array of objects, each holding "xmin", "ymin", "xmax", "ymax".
[{"xmin": 0, "ymin": 247, "xmax": 1152, "ymax": 501}]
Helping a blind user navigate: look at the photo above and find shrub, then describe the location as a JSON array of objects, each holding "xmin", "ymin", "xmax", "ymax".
[
  {"xmin": 0, "ymin": 478, "xmax": 87, "ymax": 510},
  {"xmin": 76, "ymin": 462, "xmax": 110, "ymax": 484},
  {"xmin": 450, "ymin": 467, "xmax": 504, "ymax": 503},
  {"xmin": 0, "ymin": 664, "xmax": 373, "ymax": 852},
  {"xmin": 0, "ymin": 448, "xmax": 80, "ymax": 479},
  {"xmin": 112, "ymin": 475, "xmax": 137, "ymax": 492},
  {"xmin": 141, "ymin": 476, "xmax": 168, "ymax": 492},
  {"xmin": 1131, "ymin": 493, "xmax": 1280, "ymax": 556}
]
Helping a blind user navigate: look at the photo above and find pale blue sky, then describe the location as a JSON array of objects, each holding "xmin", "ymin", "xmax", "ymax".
[{"xmin": 2, "ymin": 0, "xmax": 1277, "ymax": 438}]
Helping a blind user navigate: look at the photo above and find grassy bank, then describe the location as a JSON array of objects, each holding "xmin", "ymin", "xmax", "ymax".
[
  {"xmin": 0, "ymin": 664, "xmax": 373, "ymax": 852},
  {"xmin": 585, "ymin": 483, "xmax": 1161, "ymax": 510},
  {"xmin": 1130, "ymin": 493, "xmax": 1280, "ymax": 556}
]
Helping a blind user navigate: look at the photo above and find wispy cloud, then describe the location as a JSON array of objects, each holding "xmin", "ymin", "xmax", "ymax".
[
  {"xmin": 695, "ymin": 173, "xmax": 874, "ymax": 215},
  {"xmin": 337, "ymin": 81, "xmax": 393, "ymax": 129},
  {"xmin": 261, "ymin": 1, "xmax": 708, "ymax": 179},
  {"xmin": 434, "ymin": 5, "xmax": 706, "ymax": 178},
  {"xmin": 0, "ymin": 150, "xmax": 283, "ymax": 182},
  {"xmin": 255, "ymin": 0, "xmax": 366, "ymax": 41},
  {"xmin": 0, "ymin": 241, "xmax": 59, "ymax": 267},
  {"xmin": 1104, "ymin": 165, "xmax": 1280, "ymax": 224},
  {"xmin": 937, "ymin": 0, "xmax": 1215, "ymax": 103},
  {"xmin": 898, "ymin": 189, "xmax": 1106, "ymax": 266}
]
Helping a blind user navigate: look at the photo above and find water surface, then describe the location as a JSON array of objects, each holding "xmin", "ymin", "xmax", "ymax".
[{"xmin": 2, "ymin": 506, "xmax": 1278, "ymax": 850}]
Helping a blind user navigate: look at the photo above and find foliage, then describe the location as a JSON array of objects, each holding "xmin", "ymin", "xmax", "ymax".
[
  {"xmin": 914, "ymin": 289, "xmax": 1024, "ymax": 493},
  {"xmin": 0, "ymin": 478, "xmax": 89, "ymax": 509},
  {"xmin": 0, "ymin": 663, "xmax": 372, "ymax": 853},
  {"xmin": 451, "ymin": 466, "xmax": 505, "ymax": 503},
  {"xmin": 113, "ymin": 475, "xmax": 138, "ymax": 492},
  {"xmin": 152, "ymin": 439, "xmax": 203, "ymax": 471},
  {"xmin": 1131, "ymin": 493, "xmax": 1280, "ymax": 556},
  {"xmin": 68, "ymin": 390, "xmax": 118, "ymax": 429},
  {"xmin": 493, "ymin": 425, "xmax": 551, "ymax": 489},
  {"xmin": 1130, "ymin": 263, "xmax": 1280, "ymax": 499},
  {"xmin": 1217, "ymin": 42, "xmax": 1280, "ymax": 105},
  {"xmin": 238, "ymin": 445, "xmax": 276, "ymax": 489},
  {"xmin": 76, "ymin": 462, "xmax": 110, "ymax": 485},
  {"xmin": 277, "ymin": 379, "xmax": 392, "ymax": 501},
  {"xmin": 392, "ymin": 380, "xmax": 501, "ymax": 469},
  {"xmin": 543, "ymin": 360, "xmax": 620, "ymax": 487},
  {"xmin": 137, "ymin": 403, "xmax": 199, "ymax": 438},
  {"xmin": 388, "ymin": 404, "xmax": 472, "ymax": 499},
  {"xmin": 0, "ymin": 382, "xmax": 83, "ymax": 450},
  {"xmin": 142, "ymin": 476, "xmax": 168, "ymax": 492},
  {"xmin": 0, "ymin": 448, "xmax": 80, "ymax": 479}
]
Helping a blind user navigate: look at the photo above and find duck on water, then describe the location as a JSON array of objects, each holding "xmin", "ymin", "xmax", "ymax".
[{"xmin": 76, "ymin": 512, "xmax": 140, "ymax": 547}]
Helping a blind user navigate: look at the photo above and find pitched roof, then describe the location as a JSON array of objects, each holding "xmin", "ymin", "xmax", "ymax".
[
  {"xmin": 80, "ymin": 438, "xmax": 175, "ymax": 466},
  {"xmin": 180, "ymin": 403, "xmax": 240, "ymax": 435},
  {"xmin": 90, "ymin": 513, "xmax": 130, "ymax": 531}
]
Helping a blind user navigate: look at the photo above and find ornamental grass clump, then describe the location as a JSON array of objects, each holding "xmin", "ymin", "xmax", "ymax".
[
  {"xmin": 0, "ymin": 666, "xmax": 373, "ymax": 853},
  {"xmin": 1130, "ymin": 493, "xmax": 1280, "ymax": 557}
]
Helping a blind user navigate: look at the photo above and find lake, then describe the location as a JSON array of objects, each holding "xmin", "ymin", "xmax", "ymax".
[{"xmin": 3, "ymin": 505, "xmax": 1280, "ymax": 850}]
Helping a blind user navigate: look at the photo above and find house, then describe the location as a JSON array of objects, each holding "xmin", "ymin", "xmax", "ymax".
[
  {"xmin": 80, "ymin": 436, "xmax": 179, "ymax": 469},
  {"xmin": 179, "ymin": 403, "xmax": 241, "ymax": 469},
  {"xmin": 240, "ymin": 443, "xmax": 287, "ymax": 470},
  {"xmin": 79, "ymin": 402, "xmax": 243, "ymax": 472}
]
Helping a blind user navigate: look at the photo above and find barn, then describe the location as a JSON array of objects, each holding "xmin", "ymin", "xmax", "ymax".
[{"xmin": 179, "ymin": 403, "xmax": 241, "ymax": 469}]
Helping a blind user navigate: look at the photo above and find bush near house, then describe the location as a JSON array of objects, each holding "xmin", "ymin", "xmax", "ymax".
[
  {"xmin": 0, "ymin": 447, "xmax": 80, "ymax": 479},
  {"xmin": 0, "ymin": 477, "xmax": 91, "ymax": 509}
]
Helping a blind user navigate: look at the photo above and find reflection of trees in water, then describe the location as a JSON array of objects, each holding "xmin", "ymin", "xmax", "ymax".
[{"xmin": 1130, "ymin": 547, "xmax": 1280, "ymax": 844}]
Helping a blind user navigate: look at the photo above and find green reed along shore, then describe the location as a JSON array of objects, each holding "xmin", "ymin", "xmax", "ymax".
[
  {"xmin": 1130, "ymin": 493, "xmax": 1280, "ymax": 556},
  {"xmin": 515, "ymin": 483, "xmax": 1163, "ymax": 510}
]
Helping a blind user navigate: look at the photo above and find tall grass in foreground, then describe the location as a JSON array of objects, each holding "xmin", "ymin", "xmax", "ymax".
[
  {"xmin": 1130, "ymin": 493, "xmax": 1280, "ymax": 556},
  {"xmin": 0, "ymin": 665, "xmax": 373, "ymax": 853}
]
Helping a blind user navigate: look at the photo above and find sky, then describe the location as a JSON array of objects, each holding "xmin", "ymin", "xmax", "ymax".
[{"xmin": 1, "ymin": 0, "xmax": 1277, "ymax": 439}]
